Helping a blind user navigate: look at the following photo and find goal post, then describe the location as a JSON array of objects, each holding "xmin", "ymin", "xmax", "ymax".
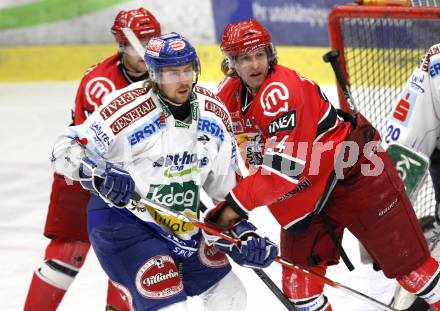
[{"xmin": 327, "ymin": 4, "xmax": 440, "ymax": 220}]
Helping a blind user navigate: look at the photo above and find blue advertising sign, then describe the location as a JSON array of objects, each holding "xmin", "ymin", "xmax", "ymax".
[{"xmin": 211, "ymin": 0, "xmax": 348, "ymax": 46}]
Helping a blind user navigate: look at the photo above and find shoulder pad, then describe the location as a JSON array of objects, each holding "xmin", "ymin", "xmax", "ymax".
[
  {"xmin": 99, "ymin": 81, "xmax": 148, "ymax": 121},
  {"xmin": 199, "ymin": 95, "xmax": 233, "ymax": 134},
  {"xmin": 194, "ymin": 85, "xmax": 223, "ymax": 102},
  {"xmin": 420, "ymin": 44, "xmax": 440, "ymax": 72}
]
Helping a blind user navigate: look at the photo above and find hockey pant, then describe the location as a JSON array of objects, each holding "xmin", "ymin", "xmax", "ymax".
[
  {"xmin": 87, "ymin": 194, "xmax": 246, "ymax": 311},
  {"xmin": 44, "ymin": 173, "xmax": 90, "ymax": 241},
  {"xmin": 281, "ymin": 112, "xmax": 435, "ymax": 309}
]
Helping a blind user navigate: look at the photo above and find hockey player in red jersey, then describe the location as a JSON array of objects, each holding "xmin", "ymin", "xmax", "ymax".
[
  {"xmin": 202, "ymin": 19, "xmax": 440, "ymax": 311},
  {"xmin": 24, "ymin": 8, "xmax": 161, "ymax": 311}
]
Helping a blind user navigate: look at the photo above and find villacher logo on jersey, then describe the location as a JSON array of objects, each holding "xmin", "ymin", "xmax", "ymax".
[
  {"xmin": 142, "ymin": 269, "xmax": 180, "ymax": 287},
  {"xmin": 135, "ymin": 255, "xmax": 183, "ymax": 299}
]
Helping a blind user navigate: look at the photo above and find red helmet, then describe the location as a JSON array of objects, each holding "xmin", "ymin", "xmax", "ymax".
[
  {"xmin": 111, "ymin": 8, "xmax": 161, "ymax": 44},
  {"xmin": 221, "ymin": 18, "xmax": 275, "ymax": 60}
]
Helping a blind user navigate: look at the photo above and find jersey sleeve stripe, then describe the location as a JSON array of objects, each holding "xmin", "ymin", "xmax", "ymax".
[
  {"xmin": 316, "ymin": 105, "xmax": 338, "ymax": 137},
  {"xmin": 226, "ymin": 192, "xmax": 250, "ymax": 219},
  {"xmin": 262, "ymin": 152, "xmax": 305, "ymax": 183},
  {"xmin": 283, "ymin": 210, "xmax": 314, "ymax": 230},
  {"xmin": 260, "ymin": 164, "xmax": 300, "ymax": 185},
  {"xmin": 266, "ymin": 149, "xmax": 306, "ymax": 165}
]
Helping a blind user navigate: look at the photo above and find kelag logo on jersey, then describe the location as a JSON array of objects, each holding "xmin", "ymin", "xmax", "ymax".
[
  {"xmin": 391, "ymin": 88, "xmax": 417, "ymax": 127},
  {"xmin": 129, "ymin": 116, "xmax": 163, "ymax": 146},
  {"xmin": 268, "ymin": 111, "xmax": 296, "ymax": 135},
  {"xmin": 153, "ymin": 151, "xmax": 208, "ymax": 177},
  {"xmin": 198, "ymin": 117, "xmax": 225, "ymax": 141},
  {"xmin": 146, "ymin": 181, "xmax": 199, "ymax": 211},
  {"xmin": 429, "ymin": 58, "xmax": 440, "ymax": 78}
]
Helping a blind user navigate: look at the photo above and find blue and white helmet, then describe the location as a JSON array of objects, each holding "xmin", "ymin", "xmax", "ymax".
[{"xmin": 144, "ymin": 32, "xmax": 201, "ymax": 82}]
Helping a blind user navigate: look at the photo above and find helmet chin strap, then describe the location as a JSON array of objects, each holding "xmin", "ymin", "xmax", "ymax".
[{"xmin": 192, "ymin": 74, "xmax": 199, "ymax": 90}]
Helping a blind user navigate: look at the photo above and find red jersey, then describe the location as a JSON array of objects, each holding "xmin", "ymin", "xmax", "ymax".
[
  {"xmin": 74, "ymin": 53, "xmax": 136, "ymax": 124},
  {"xmin": 46, "ymin": 53, "xmax": 141, "ymax": 241},
  {"xmin": 217, "ymin": 64, "xmax": 352, "ymax": 230}
]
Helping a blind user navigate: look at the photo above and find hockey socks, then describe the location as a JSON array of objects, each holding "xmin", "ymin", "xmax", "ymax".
[
  {"xmin": 24, "ymin": 238, "xmax": 89, "ymax": 311},
  {"xmin": 106, "ymin": 280, "xmax": 132, "ymax": 311},
  {"xmin": 282, "ymin": 263, "xmax": 332, "ymax": 310},
  {"xmin": 292, "ymin": 295, "xmax": 332, "ymax": 311},
  {"xmin": 397, "ymin": 256, "xmax": 440, "ymax": 310},
  {"xmin": 24, "ymin": 272, "xmax": 67, "ymax": 311}
]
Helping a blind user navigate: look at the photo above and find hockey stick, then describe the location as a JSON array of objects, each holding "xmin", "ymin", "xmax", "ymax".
[
  {"xmin": 120, "ymin": 26, "xmax": 297, "ymax": 310},
  {"xmin": 121, "ymin": 27, "xmax": 146, "ymax": 59},
  {"xmin": 322, "ymin": 50, "xmax": 431, "ymax": 309},
  {"xmin": 323, "ymin": 50, "xmax": 358, "ymax": 114},
  {"xmin": 197, "ymin": 202, "xmax": 297, "ymax": 311},
  {"xmin": 132, "ymin": 197, "xmax": 398, "ymax": 311}
]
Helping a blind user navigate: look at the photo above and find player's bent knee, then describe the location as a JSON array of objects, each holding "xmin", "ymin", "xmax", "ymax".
[
  {"xmin": 45, "ymin": 238, "xmax": 90, "ymax": 269},
  {"xmin": 157, "ymin": 300, "xmax": 189, "ymax": 311},
  {"xmin": 201, "ymin": 271, "xmax": 246, "ymax": 311},
  {"xmin": 35, "ymin": 259, "xmax": 79, "ymax": 290}
]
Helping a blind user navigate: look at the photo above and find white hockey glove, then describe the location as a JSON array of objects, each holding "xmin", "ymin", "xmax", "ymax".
[{"xmin": 79, "ymin": 156, "xmax": 135, "ymax": 207}]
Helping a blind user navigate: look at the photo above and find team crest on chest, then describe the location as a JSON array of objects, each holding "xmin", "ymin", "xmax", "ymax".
[
  {"xmin": 260, "ymin": 82, "xmax": 289, "ymax": 117},
  {"xmin": 85, "ymin": 77, "xmax": 116, "ymax": 109}
]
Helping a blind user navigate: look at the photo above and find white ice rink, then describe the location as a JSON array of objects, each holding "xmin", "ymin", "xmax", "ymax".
[{"xmin": 0, "ymin": 82, "xmax": 396, "ymax": 310}]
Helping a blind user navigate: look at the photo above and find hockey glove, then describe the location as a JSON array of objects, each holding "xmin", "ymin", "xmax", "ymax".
[
  {"xmin": 79, "ymin": 156, "xmax": 135, "ymax": 207},
  {"xmin": 203, "ymin": 216, "xmax": 278, "ymax": 269}
]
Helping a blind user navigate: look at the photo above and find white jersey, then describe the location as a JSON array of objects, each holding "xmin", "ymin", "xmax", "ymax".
[
  {"xmin": 51, "ymin": 81, "xmax": 238, "ymax": 245},
  {"xmin": 385, "ymin": 43, "xmax": 440, "ymax": 156}
]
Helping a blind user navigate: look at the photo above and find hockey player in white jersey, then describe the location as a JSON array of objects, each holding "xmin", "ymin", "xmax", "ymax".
[
  {"xmin": 50, "ymin": 32, "xmax": 278, "ymax": 311},
  {"xmin": 385, "ymin": 43, "xmax": 440, "ymax": 311}
]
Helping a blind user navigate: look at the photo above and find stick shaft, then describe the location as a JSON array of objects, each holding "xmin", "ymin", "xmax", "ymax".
[
  {"xmin": 136, "ymin": 198, "xmax": 396, "ymax": 311},
  {"xmin": 121, "ymin": 27, "xmax": 146, "ymax": 58},
  {"xmin": 323, "ymin": 49, "xmax": 358, "ymax": 114}
]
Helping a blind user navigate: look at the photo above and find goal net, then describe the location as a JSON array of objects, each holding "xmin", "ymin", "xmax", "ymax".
[{"xmin": 327, "ymin": 4, "xmax": 440, "ymax": 221}]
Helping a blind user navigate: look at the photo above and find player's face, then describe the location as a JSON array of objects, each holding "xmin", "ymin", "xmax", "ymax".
[
  {"xmin": 158, "ymin": 64, "xmax": 194, "ymax": 105},
  {"xmin": 122, "ymin": 44, "xmax": 148, "ymax": 76},
  {"xmin": 234, "ymin": 48, "xmax": 269, "ymax": 95}
]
